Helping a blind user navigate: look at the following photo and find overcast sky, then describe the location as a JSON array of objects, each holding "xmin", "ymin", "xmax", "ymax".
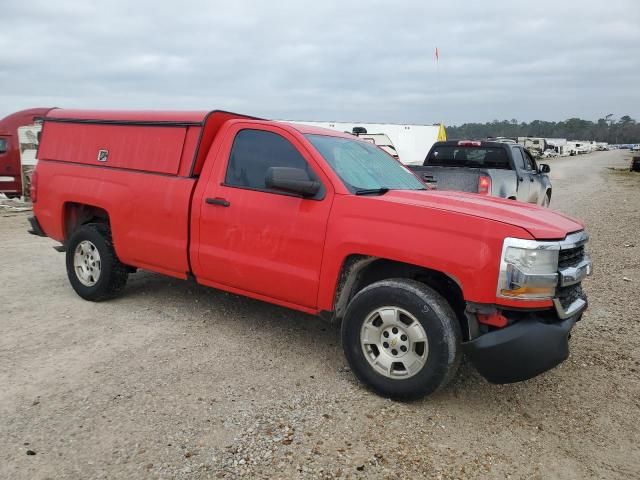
[{"xmin": 1, "ymin": 0, "xmax": 638, "ymax": 125}]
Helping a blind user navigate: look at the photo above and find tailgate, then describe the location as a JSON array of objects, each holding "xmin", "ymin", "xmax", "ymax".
[{"xmin": 409, "ymin": 166, "xmax": 484, "ymax": 193}]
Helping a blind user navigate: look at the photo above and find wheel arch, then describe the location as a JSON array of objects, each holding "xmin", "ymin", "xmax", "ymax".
[
  {"xmin": 331, "ymin": 255, "xmax": 469, "ymax": 339},
  {"xmin": 63, "ymin": 202, "xmax": 111, "ymax": 242}
]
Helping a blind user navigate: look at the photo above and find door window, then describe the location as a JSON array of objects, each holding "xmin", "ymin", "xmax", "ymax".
[
  {"xmin": 225, "ymin": 129, "xmax": 317, "ymax": 192},
  {"xmin": 0, "ymin": 138, "xmax": 7, "ymax": 154},
  {"xmin": 523, "ymin": 150, "xmax": 537, "ymax": 171},
  {"xmin": 511, "ymin": 147, "xmax": 525, "ymax": 170}
]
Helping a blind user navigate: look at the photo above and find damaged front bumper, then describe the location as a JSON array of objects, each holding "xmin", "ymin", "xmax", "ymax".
[{"xmin": 462, "ymin": 308, "xmax": 583, "ymax": 384}]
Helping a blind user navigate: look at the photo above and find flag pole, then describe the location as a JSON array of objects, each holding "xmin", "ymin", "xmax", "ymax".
[{"xmin": 435, "ymin": 47, "xmax": 446, "ymax": 140}]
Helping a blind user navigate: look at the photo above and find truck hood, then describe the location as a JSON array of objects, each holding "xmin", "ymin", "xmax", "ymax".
[{"xmin": 380, "ymin": 190, "xmax": 584, "ymax": 239}]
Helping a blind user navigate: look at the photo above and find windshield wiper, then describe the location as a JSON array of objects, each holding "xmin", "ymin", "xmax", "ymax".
[{"xmin": 354, "ymin": 187, "xmax": 390, "ymax": 196}]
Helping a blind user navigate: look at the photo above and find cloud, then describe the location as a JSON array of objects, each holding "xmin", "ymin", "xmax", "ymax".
[{"xmin": 1, "ymin": 0, "xmax": 638, "ymax": 124}]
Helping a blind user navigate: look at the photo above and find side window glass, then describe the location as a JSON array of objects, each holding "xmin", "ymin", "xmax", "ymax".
[
  {"xmin": 524, "ymin": 151, "xmax": 537, "ymax": 172},
  {"xmin": 225, "ymin": 129, "xmax": 313, "ymax": 191},
  {"xmin": 511, "ymin": 147, "xmax": 525, "ymax": 170},
  {"xmin": 522, "ymin": 150, "xmax": 533, "ymax": 171},
  {"xmin": 0, "ymin": 138, "xmax": 7, "ymax": 154}
]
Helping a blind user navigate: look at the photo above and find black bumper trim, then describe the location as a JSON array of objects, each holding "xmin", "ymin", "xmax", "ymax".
[
  {"xmin": 462, "ymin": 315, "xmax": 578, "ymax": 384},
  {"xmin": 27, "ymin": 216, "xmax": 46, "ymax": 237}
]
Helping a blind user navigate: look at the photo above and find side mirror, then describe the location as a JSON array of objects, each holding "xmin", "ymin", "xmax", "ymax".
[
  {"xmin": 538, "ymin": 163, "xmax": 550, "ymax": 173},
  {"xmin": 265, "ymin": 167, "xmax": 321, "ymax": 197}
]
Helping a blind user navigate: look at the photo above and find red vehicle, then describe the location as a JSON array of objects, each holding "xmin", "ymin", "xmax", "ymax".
[
  {"xmin": 29, "ymin": 109, "xmax": 592, "ymax": 399},
  {"xmin": 0, "ymin": 108, "xmax": 54, "ymax": 197}
]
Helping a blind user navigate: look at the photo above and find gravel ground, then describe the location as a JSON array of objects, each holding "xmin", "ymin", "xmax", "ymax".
[{"xmin": 1, "ymin": 150, "xmax": 639, "ymax": 479}]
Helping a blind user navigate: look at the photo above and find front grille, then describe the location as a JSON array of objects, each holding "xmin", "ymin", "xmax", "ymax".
[
  {"xmin": 556, "ymin": 283, "xmax": 586, "ymax": 311},
  {"xmin": 552, "ymin": 231, "xmax": 590, "ymax": 319},
  {"xmin": 559, "ymin": 245, "xmax": 585, "ymax": 269}
]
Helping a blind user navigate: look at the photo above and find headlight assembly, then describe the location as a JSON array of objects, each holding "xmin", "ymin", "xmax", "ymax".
[{"xmin": 497, "ymin": 238, "xmax": 559, "ymax": 299}]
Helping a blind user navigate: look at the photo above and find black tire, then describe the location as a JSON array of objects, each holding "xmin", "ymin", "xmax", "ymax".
[
  {"xmin": 542, "ymin": 192, "xmax": 551, "ymax": 207},
  {"xmin": 65, "ymin": 223, "xmax": 128, "ymax": 301},
  {"xmin": 341, "ymin": 279, "xmax": 461, "ymax": 400}
]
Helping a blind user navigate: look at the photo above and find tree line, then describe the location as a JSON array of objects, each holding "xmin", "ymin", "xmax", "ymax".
[{"xmin": 446, "ymin": 115, "xmax": 639, "ymax": 144}]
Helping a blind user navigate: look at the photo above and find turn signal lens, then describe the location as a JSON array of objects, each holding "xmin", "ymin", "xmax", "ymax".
[{"xmin": 500, "ymin": 286, "xmax": 556, "ymax": 298}]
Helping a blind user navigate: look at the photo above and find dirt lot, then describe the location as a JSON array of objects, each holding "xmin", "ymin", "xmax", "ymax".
[{"xmin": 1, "ymin": 150, "xmax": 639, "ymax": 479}]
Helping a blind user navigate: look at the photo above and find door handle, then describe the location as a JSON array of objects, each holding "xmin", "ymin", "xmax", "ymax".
[{"xmin": 206, "ymin": 197, "xmax": 230, "ymax": 207}]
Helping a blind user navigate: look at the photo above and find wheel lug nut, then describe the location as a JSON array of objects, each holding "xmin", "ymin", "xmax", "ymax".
[
  {"xmin": 383, "ymin": 331, "xmax": 389, "ymax": 338},
  {"xmin": 392, "ymin": 327, "xmax": 398, "ymax": 334},
  {"xmin": 400, "ymin": 346, "xmax": 407, "ymax": 352},
  {"xmin": 383, "ymin": 342, "xmax": 389, "ymax": 348},
  {"xmin": 391, "ymin": 349, "xmax": 398, "ymax": 356},
  {"xmin": 401, "ymin": 334, "xmax": 407, "ymax": 341}
]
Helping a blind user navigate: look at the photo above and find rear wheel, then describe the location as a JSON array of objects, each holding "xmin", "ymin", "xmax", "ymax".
[
  {"xmin": 542, "ymin": 192, "xmax": 551, "ymax": 207},
  {"xmin": 65, "ymin": 223, "xmax": 128, "ymax": 301},
  {"xmin": 341, "ymin": 279, "xmax": 461, "ymax": 400}
]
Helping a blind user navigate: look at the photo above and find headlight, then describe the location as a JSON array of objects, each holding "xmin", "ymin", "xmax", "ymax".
[{"xmin": 497, "ymin": 238, "xmax": 559, "ymax": 299}]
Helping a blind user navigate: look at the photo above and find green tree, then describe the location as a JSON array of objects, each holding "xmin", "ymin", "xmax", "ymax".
[{"xmin": 446, "ymin": 116, "xmax": 639, "ymax": 144}]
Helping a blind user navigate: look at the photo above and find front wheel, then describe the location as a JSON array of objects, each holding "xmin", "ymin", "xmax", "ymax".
[
  {"xmin": 341, "ymin": 279, "xmax": 461, "ymax": 400},
  {"xmin": 541, "ymin": 193, "xmax": 551, "ymax": 207},
  {"xmin": 65, "ymin": 223, "xmax": 129, "ymax": 301}
]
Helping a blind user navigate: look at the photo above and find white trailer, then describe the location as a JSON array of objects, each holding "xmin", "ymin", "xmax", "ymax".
[
  {"xmin": 546, "ymin": 138, "xmax": 568, "ymax": 156},
  {"xmin": 566, "ymin": 141, "xmax": 592, "ymax": 155},
  {"xmin": 517, "ymin": 137, "xmax": 548, "ymax": 156},
  {"xmin": 285, "ymin": 120, "xmax": 446, "ymax": 165}
]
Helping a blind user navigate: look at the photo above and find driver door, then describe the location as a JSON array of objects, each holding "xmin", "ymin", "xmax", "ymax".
[
  {"xmin": 193, "ymin": 124, "xmax": 333, "ymax": 309},
  {"xmin": 511, "ymin": 146, "xmax": 531, "ymax": 202},
  {"xmin": 522, "ymin": 149, "xmax": 541, "ymax": 204}
]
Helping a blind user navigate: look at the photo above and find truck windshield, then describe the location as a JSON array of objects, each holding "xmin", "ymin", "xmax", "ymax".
[
  {"xmin": 305, "ymin": 134, "xmax": 425, "ymax": 193},
  {"xmin": 426, "ymin": 146, "xmax": 510, "ymax": 169}
]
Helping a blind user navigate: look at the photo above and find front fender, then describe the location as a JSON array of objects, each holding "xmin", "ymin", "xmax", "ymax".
[{"xmin": 316, "ymin": 194, "xmax": 537, "ymax": 312}]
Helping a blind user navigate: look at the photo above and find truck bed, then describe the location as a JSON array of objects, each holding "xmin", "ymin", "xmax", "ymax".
[
  {"xmin": 34, "ymin": 109, "xmax": 258, "ymax": 279},
  {"xmin": 408, "ymin": 165, "xmax": 484, "ymax": 193}
]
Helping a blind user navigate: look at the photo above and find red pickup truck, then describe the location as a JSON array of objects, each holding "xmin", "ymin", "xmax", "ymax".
[{"xmin": 29, "ymin": 109, "xmax": 592, "ymax": 399}]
